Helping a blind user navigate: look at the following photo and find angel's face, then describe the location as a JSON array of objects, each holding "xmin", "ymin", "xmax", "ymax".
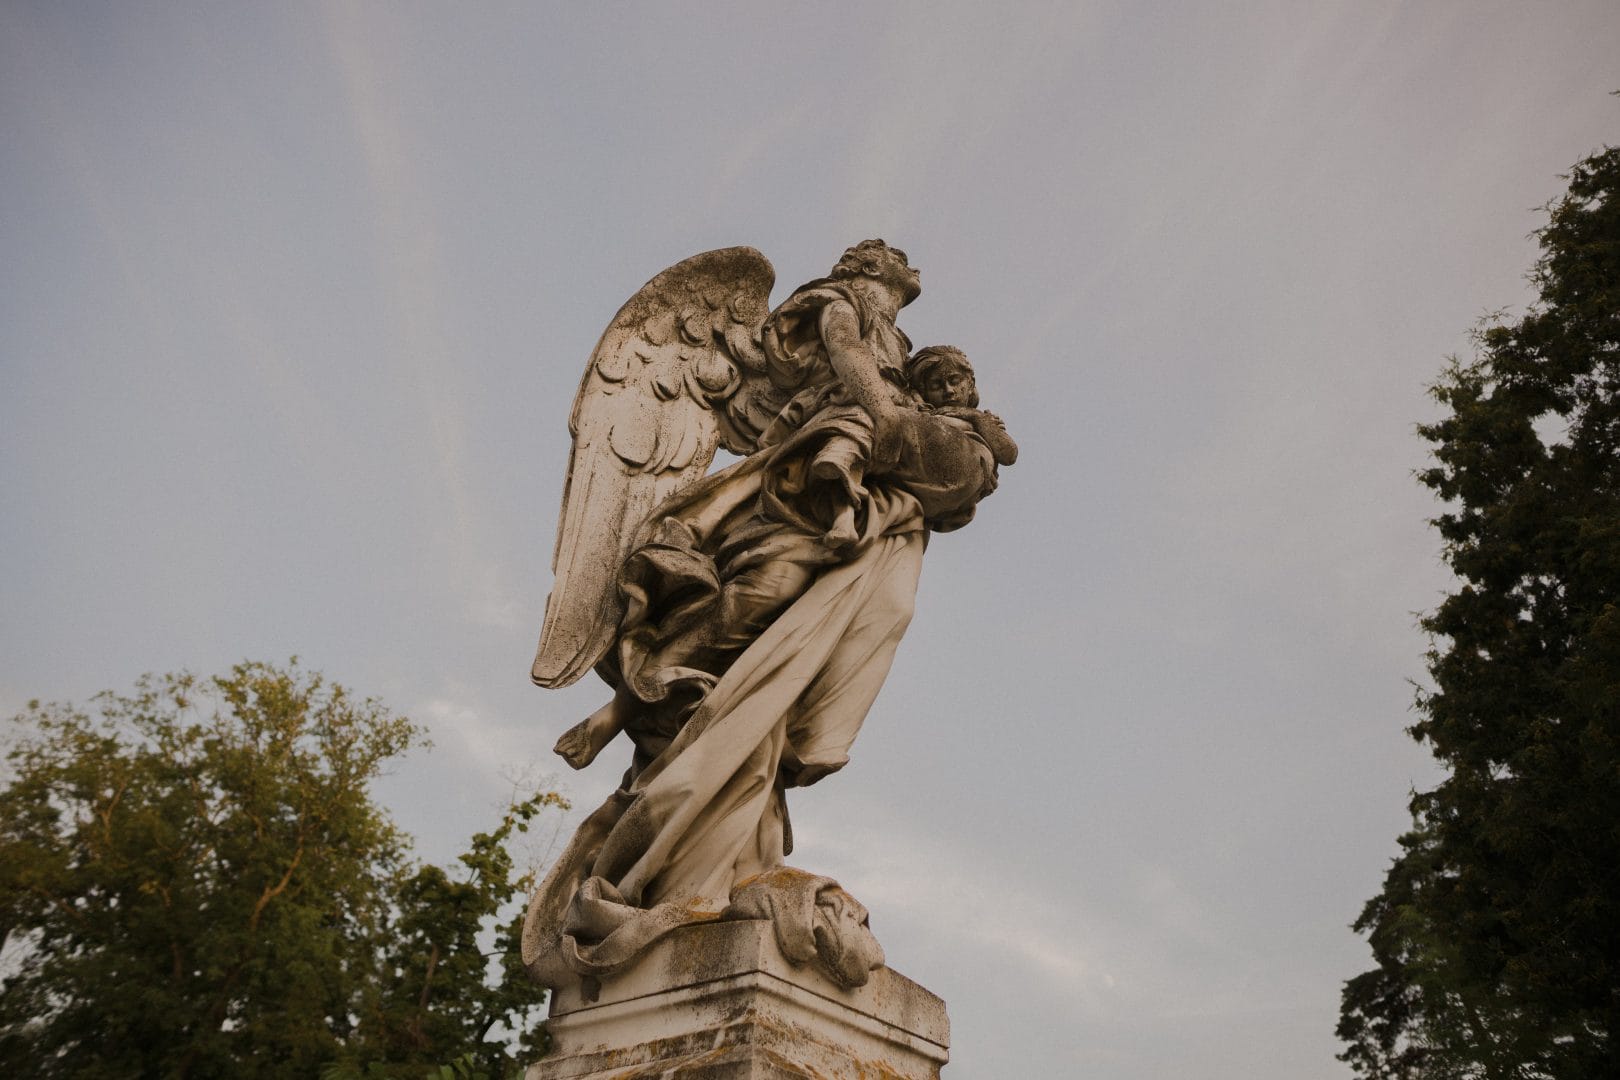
[{"xmin": 883, "ymin": 249, "xmax": 922, "ymax": 306}]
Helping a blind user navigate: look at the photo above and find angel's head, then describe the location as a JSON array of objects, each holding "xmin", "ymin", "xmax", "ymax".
[
  {"xmin": 831, "ymin": 239, "xmax": 921, "ymax": 306},
  {"xmin": 908, "ymin": 346, "xmax": 979, "ymax": 409}
]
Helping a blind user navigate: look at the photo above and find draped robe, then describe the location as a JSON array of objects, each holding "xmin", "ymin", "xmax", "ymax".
[{"xmin": 522, "ymin": 280, "xmax": 998, "ymax": 984}]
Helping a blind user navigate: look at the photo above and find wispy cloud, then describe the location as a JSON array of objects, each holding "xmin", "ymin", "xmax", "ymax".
[
  {"xmin": 415, "ymin": 691, "xmax": 532, "ymax": 778},
  {"xmin": 790, "ymin": 786, "xmax": 1308, "ymax": 1036},
  {"xmin": 791, "ymin": 792, "xmax": 1113, "ymax": 1005},
  {"xmin": 317, "ymin": 3, "xmax": 514, "ymax": 628},
  {"xmin": 0, "ymin": 11, "xmax": 171, "ymax": 354},
  {"xmin": 838, "ymin": 3, "xmax": 1095, "ymax": 240}
]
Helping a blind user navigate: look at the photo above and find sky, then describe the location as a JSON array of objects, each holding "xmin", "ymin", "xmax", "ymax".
[{"xmin": 2, "ymin": 2, "xmax": 1617, "ymax": 1076}]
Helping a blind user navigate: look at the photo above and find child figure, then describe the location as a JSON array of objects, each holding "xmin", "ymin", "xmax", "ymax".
[
  {"xmin": 813, "ymin": 345, "xmax": 1016, "ymax": 546},
  {"xmin": 906, "ymin": 346, "xmax": 1019, "ymax": 467}
]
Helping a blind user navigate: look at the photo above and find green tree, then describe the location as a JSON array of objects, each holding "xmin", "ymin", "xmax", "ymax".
[
  {"xmin": 0, "ymin": 662, "xmax": 556, "ymax": 1079},
  {"xmin": 1340, "ymin": 143, "xmax": 1620, "ymax": 1078},
  {"xmin": 337, "ymin": 788, "xmax": 563, "ymax": 1079}
]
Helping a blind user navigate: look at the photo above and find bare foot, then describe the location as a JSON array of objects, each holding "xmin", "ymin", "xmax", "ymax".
[
  {"xmin": 553, "ymin": 696, "xmax": 625, "ymax": 769},
  {"xmin": 825, "ymin": 504, "xmax": 859, "ymax": 549},
  {"xmin": 553, "ymin": 720, "xmax": 600, "ymax": 769},
  {"xmin": 810, "ymin": 456, "xmax": 844, "ymax": 484}
]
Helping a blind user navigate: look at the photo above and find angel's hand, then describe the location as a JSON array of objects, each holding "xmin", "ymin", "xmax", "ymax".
[{"xmin": 972, "ymin": 411, "xmax": 1019, "ymax": 466}]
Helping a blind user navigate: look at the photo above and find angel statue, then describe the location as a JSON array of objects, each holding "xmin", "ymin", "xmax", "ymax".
[{"xmin": 521, "ymin": 241, "xmax": 1016, "ymax": 992}]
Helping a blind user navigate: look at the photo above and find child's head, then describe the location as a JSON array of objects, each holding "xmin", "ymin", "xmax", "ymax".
[{"xmin": 908, "ymin": 346, "xmax": 980, "ymax": 408}]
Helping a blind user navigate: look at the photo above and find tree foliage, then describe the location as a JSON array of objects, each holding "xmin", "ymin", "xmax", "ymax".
[
  {"xmin": 336, "ymin": 786, "xmax": 563, "ymax": 1079},
  {"xmin": 0, "ymin": 661, "xmax": 558, "ymax": 1079},
  {"xmin": 1340, "ymin": 144, "xmax": 1620, "ymax": 1078}
]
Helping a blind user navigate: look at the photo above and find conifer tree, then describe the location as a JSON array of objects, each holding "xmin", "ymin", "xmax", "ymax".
[{"xmin": 1340, "ymin": 143, "xmax": 1620, "ymax": 1078}]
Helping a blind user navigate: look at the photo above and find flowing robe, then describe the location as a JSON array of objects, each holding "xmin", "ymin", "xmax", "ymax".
[{"xmin": 522, "ymin": 281, "xmax": 999, "ymax": 984}]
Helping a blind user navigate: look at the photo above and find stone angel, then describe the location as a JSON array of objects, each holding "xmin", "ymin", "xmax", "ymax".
[{"xmin": 522, "ymin": 241, "xmax": 1013, "ymax": 991}]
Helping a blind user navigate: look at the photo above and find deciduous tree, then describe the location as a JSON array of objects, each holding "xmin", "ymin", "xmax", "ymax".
[{"xmin": 0, "ymin": 661, "xmax": 556, "ymax": 1078}]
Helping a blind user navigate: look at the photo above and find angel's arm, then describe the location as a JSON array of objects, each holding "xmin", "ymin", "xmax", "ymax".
[
  {"xmin": 972, "ymin": 410, "xmax": 1019, "ymax": 466},
  {"xmin": 820, "ymin": 299, "xmax": 903, "ymax": 460},
  {"xmin": 932, "ymin": 406, "xmax": 1019, "ymax": 466}
]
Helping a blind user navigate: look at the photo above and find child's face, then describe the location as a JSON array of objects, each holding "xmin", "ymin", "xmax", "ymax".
[{"xmin": 920, "ymin": 363, "xmax": 979, "ymax": 409}]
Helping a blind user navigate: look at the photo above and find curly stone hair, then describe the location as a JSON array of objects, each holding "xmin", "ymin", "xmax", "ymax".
[
  {"xmin": 828, "ymin": 239, "xmax": 919, "ymax": 303},
  {"xmin": 906, "ymin": 344, "xmax": 975, "ymax": 389}
]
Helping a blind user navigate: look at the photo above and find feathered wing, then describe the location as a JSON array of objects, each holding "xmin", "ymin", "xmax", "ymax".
[{"xmin": 531, "ymin": 247, "xmax": 777, "ymax": 688}]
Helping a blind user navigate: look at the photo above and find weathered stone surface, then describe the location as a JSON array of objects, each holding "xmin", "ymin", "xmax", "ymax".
[
  {"xmin": 529, "ymin": 918, "xmax": 948, "ymax": 1080},
  {"xmin": 523, "ymin": 241, "xmax": 1017, "ymax": 990}
]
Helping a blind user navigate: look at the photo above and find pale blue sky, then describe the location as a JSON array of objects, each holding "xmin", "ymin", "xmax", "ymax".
[{"xmin": 3, "ymin": 3, "xmax": 1617, "ymax": 1076}]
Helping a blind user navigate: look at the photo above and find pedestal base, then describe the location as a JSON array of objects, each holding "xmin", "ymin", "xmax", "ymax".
[{"xmin": 528, "ymin": 919, "xmax": 949, "ymax": 1079}]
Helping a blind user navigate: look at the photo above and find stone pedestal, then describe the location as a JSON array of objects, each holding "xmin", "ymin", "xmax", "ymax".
[{"xmin": 528, "ymin": 919, "xmax": 950, "ymax": 1079}]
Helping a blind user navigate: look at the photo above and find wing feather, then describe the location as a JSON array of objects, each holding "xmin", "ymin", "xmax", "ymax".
[{"xmin": 532, "ymin": 247, "xmax": 775, "ymax": 688}]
